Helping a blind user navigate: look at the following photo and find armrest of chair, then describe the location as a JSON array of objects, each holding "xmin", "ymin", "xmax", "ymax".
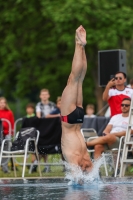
[
  {"xmin": 25, "ymin": 138, "xmax": 36, "ymax": 152},
  {"xmin": 118, "ymin": 136, "xmax": 125, "ymax": 149},
  {"xmin": 2, "ymin": 138, "xmax": 11, "ymax": 144},
  {"xmin": 36, "ymin": 130, "xmax": 40, "ymax": 146},
  {"xmin": 120, "ymin": 136, "xmax": 125, "ymax": 141},
  {"xmin": 25, "ymin": 138, "xmax": 36, "ymax": 144},
  {"xmin": 87, "ymin": 136, "xmax": 98, "ymax": 142},
  {"xmin": 86, "ymin": 136, "xmax": 98, "ymax": 152}
]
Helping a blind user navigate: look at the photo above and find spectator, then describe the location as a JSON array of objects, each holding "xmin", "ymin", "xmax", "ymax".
[
  {"xmin": 25, "ymin": 103, "xmax": 36, "ymax": 171},
  {"xmin": 130, "ymin": 79, "xmax": 133, "ymax": 89},
  {"xmin": 36, "ymin": 88, "xmax": 56, "ymax": 173},
  {"xmin": 84, "ymin": 104, "xmax": 96, "ymax": 118},
  {"xmin": 0, "ymin": 97, "xmax": 14, "ymax": 173},
  {"xmin": 103, "ymin": 71, "xmax": 133, "ymax": 116},
  {"xmin": 46, "ymin": 96, "xmax": 61, "ymax": 118},
  {"xmin": 36, "ymin": 88, "xmax": 56, "ymax": 118},
  {"xmin": 87, "ymin": 98, "xmax": 133, "ymax": 159},
  {"xmin": 26, "ymin": 103, "xmax": 35, "ymax": 118}
]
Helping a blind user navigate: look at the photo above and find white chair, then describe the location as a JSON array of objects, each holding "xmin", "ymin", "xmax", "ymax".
[
  {"xmin": 14, "ymin": 117, "xmax": 64, "ymax": 172},
  {"xmin": 81, "ymin": 128, "xmax": 97, "ymax": 141},
  {"xmin": 86, "ymin": 134, "xmax": 125, "ymax": 177},
  {"xmin": 14, "ymin": 117, "xmax": 23, "ymax": 136},
  {"xmin": 81, "ymin": 128, "xmax": 98, "ymax": 158},
  {"xmin": 0, "ymin": 129, "xmax": 42, "ymax": 178},
  {"xmin": 81, "ymin": 128, "xmax": 108, "ymax": 176}
]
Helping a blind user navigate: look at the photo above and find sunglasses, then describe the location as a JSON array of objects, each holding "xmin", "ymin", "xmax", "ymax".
[
  {"xmin": 121, "ymin": 104, "xmax": 130, "ymax": 107},
  {"xmin": 115, "ymin": 77, "xmax": 123, "ymax": 80}
]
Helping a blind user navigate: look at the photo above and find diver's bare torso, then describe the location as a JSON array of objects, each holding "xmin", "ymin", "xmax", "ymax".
[{"xmin": 61, "ymin": 122, "xmax": 91, "ymax": 170}]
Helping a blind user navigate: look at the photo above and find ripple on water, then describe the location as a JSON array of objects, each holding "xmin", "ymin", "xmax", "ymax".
[{"xmin": 0, "ymin": 178, "xmax": 133, "ymax": 200}]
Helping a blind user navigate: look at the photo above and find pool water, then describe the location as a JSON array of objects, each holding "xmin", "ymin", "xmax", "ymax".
[{"xmin": 0, "ymin": 178, "xmax": 133, "ymax": 200}]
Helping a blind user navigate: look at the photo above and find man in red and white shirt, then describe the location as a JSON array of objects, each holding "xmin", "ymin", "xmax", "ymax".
[{"xmin": 103, "ymin": 71, "xmax": 133, "ymax": 116}]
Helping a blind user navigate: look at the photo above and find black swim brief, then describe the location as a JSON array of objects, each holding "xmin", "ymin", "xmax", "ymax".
[{"xmin": 61, "ymin": 107, "xmax": 84, "ymax": 124}]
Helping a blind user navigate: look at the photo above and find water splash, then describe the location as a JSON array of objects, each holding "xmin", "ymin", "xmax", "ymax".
[
  {"xmin": 61, "ymin": 156, "xmax": 104, "ymax": 185},
  {"xmin": 84, "ymin": 157, "xmax": 104, "ymax": 183}
]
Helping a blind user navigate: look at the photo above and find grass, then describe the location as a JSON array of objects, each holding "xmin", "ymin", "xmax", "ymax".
[
  {"xmin": 100, "ymin": 163, "xmax": 133, "ymax": 177},
  {"xmin": 1, "ymin": 153, "xmax": 133, "ymax": 179},
  {"xmin": 0, "ymin": 154, "xmax": 65, "ymax": 178}
]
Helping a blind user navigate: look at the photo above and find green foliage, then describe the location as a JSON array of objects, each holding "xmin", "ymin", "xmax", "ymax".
[
  {"xmin": 0, "ymin": 0, "xmax": 133, "ymax": 113},
  {"xmin": 8, "ymin": 98, "xmax": 30, "ymax": 119}
]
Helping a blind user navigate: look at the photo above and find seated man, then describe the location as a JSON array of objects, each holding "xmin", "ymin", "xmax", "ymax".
[{"xmin": 86, "ymin": 98, "xmax": 133, "ymax": 159}]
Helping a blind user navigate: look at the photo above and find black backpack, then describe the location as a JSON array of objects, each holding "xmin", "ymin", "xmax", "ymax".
[{"xmin": 11, "ymin": 127, "xmax": 37, "ymax": 151}]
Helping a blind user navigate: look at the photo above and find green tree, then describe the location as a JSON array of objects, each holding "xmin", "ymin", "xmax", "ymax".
[{"xmin": 0, "ymin": 0, "xmax": 133, "ymax": 116}]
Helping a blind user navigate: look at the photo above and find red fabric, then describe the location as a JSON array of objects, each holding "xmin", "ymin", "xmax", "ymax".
[
  {"xmin": 108, "ymin": 94, "xmax": 130, "ymax": 117},
  {"xmin": 0, "ymin": 109, "xmax": 14, "ymax": 135},
  {"xmin": 61, "ymin": 116, "xmax": 68, "ymax": 123}
]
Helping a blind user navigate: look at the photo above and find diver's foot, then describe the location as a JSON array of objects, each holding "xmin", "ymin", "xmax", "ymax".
[{"xmin": 76, "ymin": 25, "xmax": 87, "ymax": 46}]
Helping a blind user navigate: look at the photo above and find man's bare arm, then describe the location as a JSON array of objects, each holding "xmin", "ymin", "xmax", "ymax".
[
  {"xmin": 45, "ymin": 114, "xmax": 60, "ymax": 118},
  {"xmin": 103, "ymin": 86, "xmax": 110, "ymax": 101},
  {"xmin": 103, "ymin": 124, "xmax": 113, "ymax": 134},
  {"xmin": 114, "ymin": 129, "xmax": 133, "ymax": 137},
  {"xmin": 113, "ymin": 131, "xmax": 126, "ymax": 137},
  {"xmin": 103, "ymin": 78, "xmax": 115, "ymax": 101},
  {"xmin": 36, "ymin": 112, "xmax": 41, "ymax": 118}
]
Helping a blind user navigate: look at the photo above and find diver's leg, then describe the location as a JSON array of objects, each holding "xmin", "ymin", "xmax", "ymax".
[
  {"xmin": 61, "ymin": 26, "xmax": 86, "ymax": 115},
  {"xmin": 76, "ymin": 47, "xmax": 87, "ymax": 107}
]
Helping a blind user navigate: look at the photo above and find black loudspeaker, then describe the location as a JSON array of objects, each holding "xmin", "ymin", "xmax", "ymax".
[{"xmin": 98, "ymin": 49, "xmax": 126, "ymax": 87}]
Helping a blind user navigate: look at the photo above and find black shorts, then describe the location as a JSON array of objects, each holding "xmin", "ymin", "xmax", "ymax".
[{"xmin": 61, "ymin": 107, "xmax": 84, "ymax": 124}]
